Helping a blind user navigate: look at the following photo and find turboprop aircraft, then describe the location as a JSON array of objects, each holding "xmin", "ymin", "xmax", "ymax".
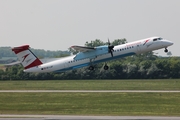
[{"xmin": 12, "ymin": 37, "xmax": 173, "ymax": 73}]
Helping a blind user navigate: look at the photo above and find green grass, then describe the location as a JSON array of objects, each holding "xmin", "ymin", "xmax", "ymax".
[
  {"xmin": 0, "ymin": 79, "xmax": 180, "ymax": 116},
  {"xmin": 0, "ymin": 92, "xmax": 179, "ymax": 116},
  {"xmin": 0, "ymin": 79, "xmax": 180, "ymax": 90}
]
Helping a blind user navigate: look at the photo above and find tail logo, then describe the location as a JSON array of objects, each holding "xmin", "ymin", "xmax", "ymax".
[{"xmin": 22, "ymin": 53, "xmax": 30, "ymax": 62}]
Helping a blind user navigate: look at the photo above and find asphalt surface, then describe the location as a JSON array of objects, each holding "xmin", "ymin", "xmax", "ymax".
[
  {"xmin": 0, "ymin": 115, "xmax": 180, "ymax": 120},
  {"xmin": 0, "ymin": 90, "xmax": 180, "ymax": 93}
]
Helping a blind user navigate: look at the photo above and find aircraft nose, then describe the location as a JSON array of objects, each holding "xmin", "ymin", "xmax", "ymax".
[
  {"xmin": 167, "ymin": 40, "xmax": 173, "ymax": 46},
  {"xmin": 163, "ymin": 40, "xmax": 173, "ymax": 47}
]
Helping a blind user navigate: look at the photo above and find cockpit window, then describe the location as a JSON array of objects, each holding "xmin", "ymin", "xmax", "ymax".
[
  {"xmin": 153, "ymin": 37, "xmax": 163, "ymax": 41},
  {"xmin": 153, "ymin": 38, "xmax": 158, "ymax": 41},
  {"xmin": 158, "ymin": 37, "xmax": 163, "ymax": 40}
]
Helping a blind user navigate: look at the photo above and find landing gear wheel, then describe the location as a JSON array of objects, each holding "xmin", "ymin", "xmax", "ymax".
[
  {"xmin": 104, "ymin": 65, "xmax": 109, "ymax": 70},
  {"xmin": 164, "ymin": 48, "xmax": 168, "ymax": 53},
  {"xmin": 88, "ymin": 66, "xmax": 94, "ymax": 70}
]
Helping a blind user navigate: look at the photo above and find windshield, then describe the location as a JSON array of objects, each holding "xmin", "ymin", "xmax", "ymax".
[{"xmin": 153, "ymin": 37, "xmax": 163, "ymax": 41}]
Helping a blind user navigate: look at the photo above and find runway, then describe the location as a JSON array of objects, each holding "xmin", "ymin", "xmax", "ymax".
[
  {"xmin": 0, "ymin": 115, "xmax": 180, "ymax": 120},
  {"xmin": 0, "ymin": 90, "xmax": 180, "ymax": 93}
]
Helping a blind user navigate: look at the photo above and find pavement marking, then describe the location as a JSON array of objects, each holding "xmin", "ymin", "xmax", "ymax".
[
  {"xmin": 0, "ymin": 115, "xmax": 180, "ymax": 120},
  {"xmin": 0, "ymin": 90, "xmax": 180, "ymax": 93}
]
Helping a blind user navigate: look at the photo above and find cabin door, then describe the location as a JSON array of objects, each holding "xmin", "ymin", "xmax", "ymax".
[
  {"xmin": 137, "ymin": 44, "xmax": 141, "ymax": 53},
  {"xmin": 64, "ymin": 61, "xmax": 69, "ymax": 69}
]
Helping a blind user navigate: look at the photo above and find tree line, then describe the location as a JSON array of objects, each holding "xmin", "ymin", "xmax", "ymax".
[
  {"xmin": 0, "ymin": 39, "xmax": 180, "ymax": 80},
  {"xmin": 0, "ymin": 47, "xmax": 70, "ymax": 59}
]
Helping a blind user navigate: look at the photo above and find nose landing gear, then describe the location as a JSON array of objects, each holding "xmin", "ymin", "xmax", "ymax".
[{"xmin": 164, "ymin": 48, "xmax": 168, "ymax": 53}]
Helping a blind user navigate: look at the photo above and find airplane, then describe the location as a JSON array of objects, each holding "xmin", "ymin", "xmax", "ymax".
[{"xmin": 11, "ymin": 37, "xmax": 173, "ymax": 73}]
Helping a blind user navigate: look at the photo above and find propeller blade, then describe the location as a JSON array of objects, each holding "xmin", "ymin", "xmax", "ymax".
[
  {"xmin": 107, "ymin": 38, "xmax": 114, "ymax": 57},
  {"xmin": 110, "ymin": 51, "xmax": 113, "ymax": 57},
  {"xmin": 108, "ymin": 38, "xmax": 110, "ymax": 45}
]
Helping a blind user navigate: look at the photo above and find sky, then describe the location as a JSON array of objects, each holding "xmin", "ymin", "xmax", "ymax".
[{"xmin": 0, "ymin": 0, "xmax": 180, "ymax": 56}]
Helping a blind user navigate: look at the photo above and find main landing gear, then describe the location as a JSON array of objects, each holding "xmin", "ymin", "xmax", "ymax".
[
  {"xmin": 88, "ymin": 39, "xmax": 113, "ymax": 71},
  {"xmin": 164, "ymin": 48, "xmax": 168, "ymax": 53},
  {"xmin": 88, "ymin": 59, "xmax": 95, "ymax": 70},
  {"xmin": 103, "ymin": 63, "xmax": 109, "ymax": 70},
  {"xmin": 88, "ymin": 65, "xmax": 94, "ymax": 70},
  {"xmin": 88, "ymin": 64, "xmax": 109, "ymax": 71}
]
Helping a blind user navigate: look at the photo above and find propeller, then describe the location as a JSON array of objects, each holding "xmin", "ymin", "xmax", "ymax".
[{"xmin": 107, "ymin": 39, "xmax": 114, "ymax": 57}]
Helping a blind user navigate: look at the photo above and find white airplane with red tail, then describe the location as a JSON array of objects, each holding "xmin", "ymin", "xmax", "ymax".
[{"xmin": 12, "ymin": 37, "xmax": 173, "ymax": 73}]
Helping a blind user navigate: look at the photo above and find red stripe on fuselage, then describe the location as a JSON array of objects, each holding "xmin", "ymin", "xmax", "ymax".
[{"xmin": 143, "ymin": 39, "xmax": 150, "ymax": 45}]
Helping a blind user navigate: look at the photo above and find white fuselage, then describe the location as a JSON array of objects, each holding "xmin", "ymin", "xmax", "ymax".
[{"xmin": 24, "ymin": 37, "xmax": 173, "ymax": 72}]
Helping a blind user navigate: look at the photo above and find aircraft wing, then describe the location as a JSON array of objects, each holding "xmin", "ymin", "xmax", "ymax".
[{"xmin": 71, "ymin": 46, "xmax": 95, "ymax": 52}]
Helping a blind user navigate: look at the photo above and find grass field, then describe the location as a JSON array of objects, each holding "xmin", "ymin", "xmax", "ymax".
[
  {"xmin": 0, "ymin": 79, "xmax": 180, "ymax": 116},
  {"xmin": 0, "ymin": 79, "xmax": 180, "ymax": 90},
  {"xmin": 0, "ymin": 92, "xmax": 179, "ymax": 116}
]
